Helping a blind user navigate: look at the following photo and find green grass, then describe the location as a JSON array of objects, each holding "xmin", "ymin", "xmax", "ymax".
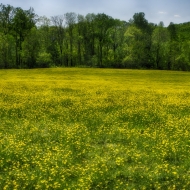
[{"xmin": 0, "ymin": 68, "xmax": 190, "ymax": 189}]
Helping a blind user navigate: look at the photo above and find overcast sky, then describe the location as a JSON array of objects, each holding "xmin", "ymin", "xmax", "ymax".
[{"xmin": 1, "ymin": 0, "xmax": 190, "ymax": 26}]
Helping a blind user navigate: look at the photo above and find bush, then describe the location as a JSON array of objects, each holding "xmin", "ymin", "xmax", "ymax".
[{"xmin": 36, "ymin": 52, "xmax": 53, "ymax": 68}]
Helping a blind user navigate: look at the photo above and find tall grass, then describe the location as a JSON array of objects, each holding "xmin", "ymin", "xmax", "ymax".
[{"xmin": 0, "ymin": 68, "xmax": 190, "ymax": 189}]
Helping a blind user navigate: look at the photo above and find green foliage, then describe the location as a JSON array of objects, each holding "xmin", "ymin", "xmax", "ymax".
[
  {"xmin": 0, "ymin": 4, "xmax": 14, "ymax": 35},
  {"xmin": 22, "ymin": 27, "xmax": 40, "ymax": 68},
  {"xmin": 36, "ymin": 52, "xmax": 53, "ymax": 68},
  {"xmin": 132, "ymin": 12, "xmax": 149, "ymax": 31},
  {"xmin": 124, "ymin": 25, "xmax": 150, "ymax": 68},
  {"xmin": 0, "ymin": 3, "xmax": 190, "ymax": 70},
  {"xmin": 0, "ymin": 33, "xmax": 15, "ymax": 68},
  {"xmin": 176, "ymin": 22, "xmax": 190, "ymax": 41},
  {"xmin": 168, "ymin": 22, "xmax": 178, "ymax": 41},
  {"xmin": 151, "ymin": 23, "xmax": 170, "ymax": 69}
]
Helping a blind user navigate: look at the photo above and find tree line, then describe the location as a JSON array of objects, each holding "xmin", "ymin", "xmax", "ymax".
[{"xmin": 0, "ymin": 3, "xmax": 190, "ymax": 70}]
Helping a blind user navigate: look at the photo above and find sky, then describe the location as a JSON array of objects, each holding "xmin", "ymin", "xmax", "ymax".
[{"xmin": 1, "ymin": 0, "xmax": 190, "ymax": 26}]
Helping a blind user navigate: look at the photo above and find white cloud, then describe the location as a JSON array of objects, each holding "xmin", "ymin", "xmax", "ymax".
[
  {"xmin": 174, "ymin": 14, "xmax": 180, "ymax": 18},
  {"xmin": 158, "ymin": 11, "xmax": 167, "ymax": 14}
]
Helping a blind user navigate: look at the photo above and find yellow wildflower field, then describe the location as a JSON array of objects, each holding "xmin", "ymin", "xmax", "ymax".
[{"xmin": 0, "ymin": 68, "xmax": 190, "ymax": 189}]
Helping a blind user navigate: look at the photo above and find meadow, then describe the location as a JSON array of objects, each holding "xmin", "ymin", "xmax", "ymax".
[{"xmin": 0, "ymin": 68, "xmax": 190, "ymax": 189}]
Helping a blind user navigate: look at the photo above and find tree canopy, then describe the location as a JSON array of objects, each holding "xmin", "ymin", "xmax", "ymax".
[{"xmin": 0, "ymin": 3, "xmax": 190, "ymax": 70}]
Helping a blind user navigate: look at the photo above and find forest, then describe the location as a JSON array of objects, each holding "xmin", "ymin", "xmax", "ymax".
[{"xmin": 0, "ymin": 3, "xmax": 190, "ymax": 70}]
